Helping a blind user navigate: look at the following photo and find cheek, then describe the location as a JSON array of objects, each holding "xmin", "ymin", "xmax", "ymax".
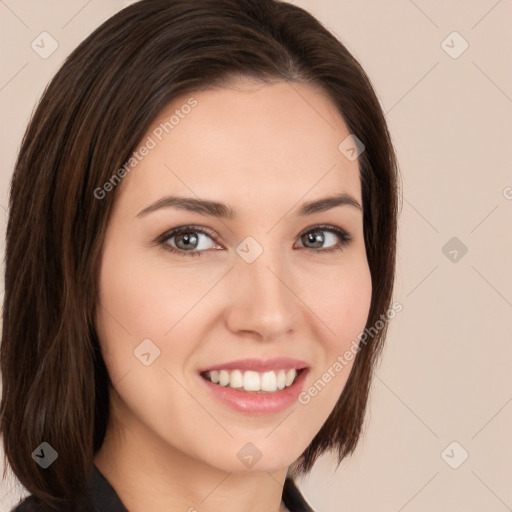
[
  {"xmin": 95, "ymin": 238, "xmax": 226, "ymax": 395},
  {"xmin": 292, "ymin": 258, "xmax": 372, "ymax": 438},
  {"xmin": 317, "ymin": 257, "xmax": 373, "ymax": 352},
  {"xmin": 94, "ymin": 244, "xmax": 211, "ymax": 437},
  {"xmin": 306, "ymin": 257, "xmax": 371, "ymax": 389},
  {"xmin": 96, "ymin": 241, "xmax": 204, "ymax": 341},
  {"xmin": 95, "ymin": 242, "xmax": 178, "ymax": 376}
]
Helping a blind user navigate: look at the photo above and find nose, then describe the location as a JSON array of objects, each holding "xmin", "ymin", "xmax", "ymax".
[{"xmin": 224, "ymin": 244, "xmax": 301, "ymax": 341}]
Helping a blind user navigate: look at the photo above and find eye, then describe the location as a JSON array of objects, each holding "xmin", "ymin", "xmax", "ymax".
[
  {"xmin": 157, "ymin": 225, "xmax": 219, "ymax": 257},
  {"xmin": 296, "ymin": 224, "xmax": 353, "ymax": 256},
  {"xmin": 156, "ymin": 224, "xmax": 353, "ymax": 258}
]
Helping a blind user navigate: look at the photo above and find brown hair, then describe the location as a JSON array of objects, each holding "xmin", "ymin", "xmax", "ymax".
[{"xmin": 0, "ymin": 0, "xmax": 400, "ymax": 509}]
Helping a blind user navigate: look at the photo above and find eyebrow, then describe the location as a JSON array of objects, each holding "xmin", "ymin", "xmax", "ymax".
[{"xmin": 136, "ymin": 192, "xmax": 362, "ymax": 219}]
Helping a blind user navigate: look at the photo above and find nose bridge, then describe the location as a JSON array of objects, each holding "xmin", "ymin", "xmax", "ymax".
[{"xmin": 228, "ymin": 236, "xmax": 298, "ymax": 337}]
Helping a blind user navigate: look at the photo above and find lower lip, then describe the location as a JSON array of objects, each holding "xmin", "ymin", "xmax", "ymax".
[{"xmin": 199, "ymin": 369, "xmax": 309, "ymax": 415}]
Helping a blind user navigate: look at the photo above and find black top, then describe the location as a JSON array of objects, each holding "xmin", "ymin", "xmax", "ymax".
[{"xmin": 12, "ymin": 464, "xmax": 315, "ymax": 511}]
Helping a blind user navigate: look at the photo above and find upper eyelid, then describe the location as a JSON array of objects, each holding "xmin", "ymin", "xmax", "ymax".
[{"xmin": 156, "ymin": 225, "xmax": 218, "ymax": 244}]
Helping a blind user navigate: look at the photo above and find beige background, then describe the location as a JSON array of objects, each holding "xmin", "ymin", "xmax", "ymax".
[{"xmin": 1, "ymin": 1, "xmax": 511, "ymax": 511}]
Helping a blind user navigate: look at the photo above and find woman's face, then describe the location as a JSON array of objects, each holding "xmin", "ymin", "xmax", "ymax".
[{"xmin": 95, "ymin": 78, "xmax": 372, "ymax": 474}]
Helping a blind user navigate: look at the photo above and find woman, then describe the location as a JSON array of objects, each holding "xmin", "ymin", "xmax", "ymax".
[{"xmin": 0, "ymin": 0, "xmax": 400, "ymax": 510}]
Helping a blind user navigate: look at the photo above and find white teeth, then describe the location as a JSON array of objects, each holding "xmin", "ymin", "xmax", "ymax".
[
  {"xmin": 276, "ymin": 370, "xmax": 286, "ymax": 390},
  {"xmin": 261, "ymin": 371, "xmax": 277, "ymax": 392},
  {"xmin": 219, "ymin": 370, "xmax": 230, "ymax": 386},
  {"xmin": 230, "ymin": 369, "xmax": 243, "ymax": 388},
  {"xmin": 243, "ymin": 371, "xmax": 261, "ymax": 391},
  {"xmin": 204, "ymin": 368, "xmax": 301, "ymax": 392},
  {"xmin": 285, "ymin": 369, "xmax": 296, "ymax": 387}
]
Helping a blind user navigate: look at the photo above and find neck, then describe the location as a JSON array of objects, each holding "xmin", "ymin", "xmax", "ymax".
[{"xmin": 94, "ymin": 398, "xmax": 289, "ymax": 512}]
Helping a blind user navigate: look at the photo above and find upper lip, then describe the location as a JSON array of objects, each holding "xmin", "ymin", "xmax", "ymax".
[{"xmin": 199, "ymin": 358, "xmax": 309, "ymax": 373}]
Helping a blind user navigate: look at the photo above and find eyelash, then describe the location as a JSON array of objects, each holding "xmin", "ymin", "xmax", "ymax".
[{"xmin": 156, "ymin": 224, "xmax": 353, "ymax": 258}]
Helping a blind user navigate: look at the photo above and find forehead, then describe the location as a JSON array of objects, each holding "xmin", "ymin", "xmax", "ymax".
[{"xmin": 116, "ymin": 79, "xmax": 362, "ymax": 217}]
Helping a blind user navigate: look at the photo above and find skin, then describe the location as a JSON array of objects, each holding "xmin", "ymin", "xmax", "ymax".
[{"xmin": 93, "ymin": 78, "xmax": 372, "ymax": 512}]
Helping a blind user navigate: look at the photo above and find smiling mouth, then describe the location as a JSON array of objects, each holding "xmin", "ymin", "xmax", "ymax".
[{"xmin": 200, "ymin": 368, "xmax": 306, "ymax": 393}]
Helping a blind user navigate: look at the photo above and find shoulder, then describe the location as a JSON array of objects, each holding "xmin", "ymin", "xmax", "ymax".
[
  {"xmin": 10, "ymin": 495, "xmax": 44, "ymax": 512},
  {"xmin": 10, "ymin": 493, "xmax": 96, "ymax": 512},
  {"xmin": 8, "ymin": 465, "xmax": 125, "ymax": 512},
  {"xmin": 283, "ymin": 477, "xmax": 315, "ymax": 512}
]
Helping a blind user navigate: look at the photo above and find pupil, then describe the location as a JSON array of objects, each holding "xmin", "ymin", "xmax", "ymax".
[
  {"xmin": 306, "ymin": 231, "xmax": 323, "ymax": 248},
  {"xmin": 178, "ymin": 233, "xmax": 197, "ymax": 249}
]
